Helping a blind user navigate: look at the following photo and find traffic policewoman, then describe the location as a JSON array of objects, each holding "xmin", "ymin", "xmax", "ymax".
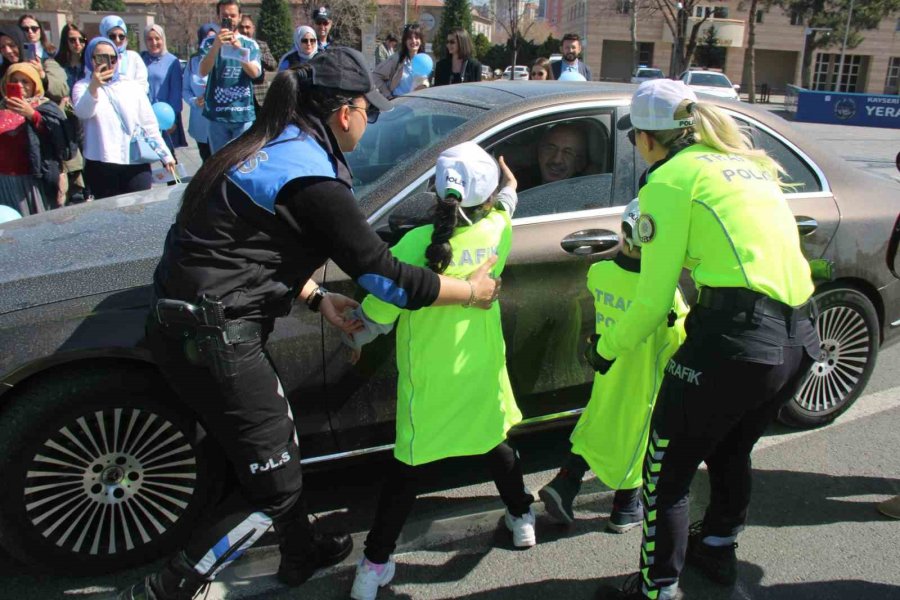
[
  {"xmin": 593, "ymin": 80, "xmax": 821, "ymax": 600},
  {"xmin": 118, "ymin": 47, "xmax": 500, "ymax": 600}
]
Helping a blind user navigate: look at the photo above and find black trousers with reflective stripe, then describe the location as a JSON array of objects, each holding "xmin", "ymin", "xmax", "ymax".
[
  {"xmin": 145, "ymin": 319, "xmax": 311, "ymax": 580},
  {"xmin": 639, "ymin": 306, "xmax": 817, "ymax": 595}
]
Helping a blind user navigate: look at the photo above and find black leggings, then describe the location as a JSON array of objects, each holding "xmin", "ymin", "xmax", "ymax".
[
  {"xmin": 84, "ymin": 159, "xmax": 151, "ymax": 199},
  {"xmin": 640, "ymin": 312, "xmax": 816, "ymax": 594},
  {"xmin": 364, "ymin": 442, "xmax": 533, "ymax": 563}
]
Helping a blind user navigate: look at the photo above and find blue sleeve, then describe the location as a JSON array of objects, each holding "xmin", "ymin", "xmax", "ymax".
[
  {"xmin": 181, "ymin": 58, "xmax": 195, "ymax": 105},
  {"xmin": 167, "ymin": 59, "xmax": 183, "ymax": 113}
]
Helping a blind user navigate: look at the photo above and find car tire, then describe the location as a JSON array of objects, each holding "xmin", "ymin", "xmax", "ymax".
[
  {"xmin": 0, "ymin": 367, "xmax": 222, "ymax": 574},
  {"xmin": 779, "ymin": 286, "xmax": 880, "ymax": 428}
]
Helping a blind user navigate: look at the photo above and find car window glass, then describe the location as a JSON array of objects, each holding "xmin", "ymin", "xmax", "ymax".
[
  {"xmin": 347, "ymin": 97, "xmax": 472, "ymax": 198},
  {"xmin": 737, "ymin": 118, "xmax": 823, "ymax": 193},
  {"xmin": 486, "ymin": 113, "xmax": 616, "ymax": 219},
  {"xmin": 689, "ymin": 73, "xmax": 731, "ymax": 87}
]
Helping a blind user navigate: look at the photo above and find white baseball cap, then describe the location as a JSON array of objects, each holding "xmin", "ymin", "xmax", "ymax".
[
  {"xmin": 621, "ymin": 198, "xmax": 641, "ymax": 249},
  {"xmin": 617, "ymin": 79, "xmax": 698, "ymax": 132},
  {"xmin": 434, "ymin": 142, "xmax": 499, "ymax": 208}
]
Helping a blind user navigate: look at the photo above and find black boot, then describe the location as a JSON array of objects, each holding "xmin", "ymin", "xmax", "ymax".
[
  {"xmin": 686, "ymin": 520, "xmax": 738, "ymax": 586},
  {"xmin": 118, "ymin": 552, "xmax": 210, "ymax": 600},
  {"xmin": 276, "ymin": 514, "xmax": 353, "ymax": 587}
]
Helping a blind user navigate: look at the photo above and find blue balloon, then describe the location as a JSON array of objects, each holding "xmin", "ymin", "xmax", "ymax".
[
  {"xmin": 558, "ymin": 70, "xmax": 587, "ymax": 82},
  {"xmin": 152, "ymin": 102, "xmax": 176, "ymax": 131},
  {"xmin": 0, "ymin": 205, "xmax": 22, "ymax": 224},
  {"xmin": 411, "ymin": 53, "xmax": 434, "ymax": 78}
]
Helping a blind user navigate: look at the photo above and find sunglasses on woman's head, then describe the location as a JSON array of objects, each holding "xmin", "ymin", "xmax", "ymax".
[
  {"xmin": 21, "ymin": 25, "xmax": 40, "ymax": 33},
  {"xmin": 108, "ymin": 33, "xmax": 127, "ymax": 41}
]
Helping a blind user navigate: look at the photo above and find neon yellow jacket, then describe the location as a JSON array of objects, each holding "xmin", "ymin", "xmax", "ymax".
[
  {"xmin": 571, "ymin": 255, "xmax": 687, "ymax": 489},
  {"xmin": 598, "ymin": 144, "xmax": 814, "ymax": 360},
  {"xmin": 361, "ymin": 207, "xmax": 521, "ymax": 466}
]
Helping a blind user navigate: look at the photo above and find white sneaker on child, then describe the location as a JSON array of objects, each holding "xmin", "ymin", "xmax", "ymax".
[
  {"xmin": 350, "ymin": 557, "xmax": 396, "ymax": 600},
  {"xmin": 504, "ymin": 508, "xmax": 536, "ymax": 548}
]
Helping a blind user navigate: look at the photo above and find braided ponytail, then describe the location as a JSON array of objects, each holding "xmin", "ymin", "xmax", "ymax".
[{"xmin": 425, "ymin": 195, "xmax": 460, "ymax": 273}]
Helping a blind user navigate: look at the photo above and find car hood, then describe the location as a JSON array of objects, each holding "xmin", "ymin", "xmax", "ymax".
[
  {"xmin": 0, "ymin": 185, "xmax": 181, "ymax": 315},
  {"xmin": 690, "ymin": 85, "xmax": 737, "ymax": 98}
]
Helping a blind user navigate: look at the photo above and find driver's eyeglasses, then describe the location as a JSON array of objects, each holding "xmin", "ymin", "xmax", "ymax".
[{"xmin": 108, "ymin": 33, "xmax": 127, "ymax": 41}]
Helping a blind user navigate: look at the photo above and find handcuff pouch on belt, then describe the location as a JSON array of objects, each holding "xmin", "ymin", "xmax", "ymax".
[{"xmin": 155, "ymin": 296, "xmax": 260, "ymax": 379}]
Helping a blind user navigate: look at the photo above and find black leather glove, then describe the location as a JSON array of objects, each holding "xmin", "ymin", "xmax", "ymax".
[{"xmin": 584, "ymin": 333, "xmax": 615, "ymax": 375}]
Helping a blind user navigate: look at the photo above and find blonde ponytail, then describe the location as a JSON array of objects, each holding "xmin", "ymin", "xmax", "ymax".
[{"xmin": 650, "ymin": 100, "xmax": 786, "ymax": 182}]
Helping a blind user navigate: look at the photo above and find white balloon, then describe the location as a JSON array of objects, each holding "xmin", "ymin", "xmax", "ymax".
[{"xmin": 0, "ymin": 205, "xmax": 22, "ymax": 224}]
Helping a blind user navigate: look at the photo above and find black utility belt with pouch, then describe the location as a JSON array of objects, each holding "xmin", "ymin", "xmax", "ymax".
[
  {"xmin": 696, "ymin": 287, "xmax": 815, "ymax": 322},
  {"xmin": 154, "ymin": 296, "xmax": 261, "ymax": 378}
]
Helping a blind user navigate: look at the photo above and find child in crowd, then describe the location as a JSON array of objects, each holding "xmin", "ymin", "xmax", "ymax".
[
  {"xmin": 343, "ymin": 142, "xmax": 532, "ymax": 600},
  {"xmin": 539, "ymin": 199, "xmax": 688, "ymax": 532}
]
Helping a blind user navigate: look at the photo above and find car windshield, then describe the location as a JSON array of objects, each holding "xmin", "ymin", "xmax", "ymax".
[
  {"xmin": 689, "ymin": 72, "xmax": 732, "ymax": 88},
  {"xmin": 346, "ymin": 97, "xmax": 473, "ymax": 197},
  {"xmin": 638, "ymin": 69, "xmax": 663, "ymax": 78}
]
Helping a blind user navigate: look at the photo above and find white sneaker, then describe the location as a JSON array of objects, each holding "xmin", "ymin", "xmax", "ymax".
[
  {"xmin": 350, "ymin": 557, "xmax": 396, "ymax": 600},
  {"xmin": 504, "ymin": 508, "xmax": 536, "ymax": 548}
]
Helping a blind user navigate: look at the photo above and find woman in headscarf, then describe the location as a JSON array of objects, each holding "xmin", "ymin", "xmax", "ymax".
[
  {"xmin": 0, "ymin": 63, "xmax": 69, "ymax": 215},
  {"xmin": 278, "ymin": 25, "xmax": 318, "ymax": 71},
  {"xmin": 0, "ymin": 24, "xmax": 68, "ymax": 103},
  {"xmin": 182, "ymin": 23, "xmax": 218, "ymax": 163},
  {"xmin": 73, "ymin": 37, "xmax": 174, "ymax": 199},
  {"xmin": 99, "ymin": 15, "xmax": 149, "ymax": 93},
  {"xmin": 142, "ymin": 24, "xmax": 187, "ymax": 156}
]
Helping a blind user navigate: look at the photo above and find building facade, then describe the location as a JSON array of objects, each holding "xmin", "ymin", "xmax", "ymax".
[{"xmin": 559, "ymin": 0, "xmax": 900, "ymax": 95}]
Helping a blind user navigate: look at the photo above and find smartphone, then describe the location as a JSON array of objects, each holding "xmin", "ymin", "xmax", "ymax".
[
  {"xmin": 221, "ymin": 17, "xmax": 233, "ymax": 30},
  {"xmin": 96, "ymin": 54, "xmax": 112, "ymax": 71},
  {"xmin": 5, "ymin": 83, "xmax": 23, "ymax": 100},
  {"xmin": 23, "ymin": 43, "xmax": 37, "ymax": 62}
]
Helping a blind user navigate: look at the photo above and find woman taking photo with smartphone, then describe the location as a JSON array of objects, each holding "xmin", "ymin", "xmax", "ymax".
[
  {"xmin": 72, "ymin": 37, "xmax": 174, "ymax": 199},
  {"xmin": 0, "ymin": 63, "xmax": 69, "ymax": 215},
  {"xmin": 0, "ymin": 24, "xmax": 68, "ymax": 104}
]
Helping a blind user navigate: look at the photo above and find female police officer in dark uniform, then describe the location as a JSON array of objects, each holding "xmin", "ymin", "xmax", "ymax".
[
  {"xmin": 592, "ymin": 80, "xmax": 821, "ymax": 600},
  {"xmin": 118, "ymin": 47, "xmax": 500, "ymax": 600}
]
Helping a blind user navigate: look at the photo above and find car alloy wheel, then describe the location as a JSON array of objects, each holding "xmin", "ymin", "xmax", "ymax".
[
  {"xmin": 23, "ymin": 406, "xmax": 198, "ymax": 557},
  {"xmin": 781, "ymin": 287, "xmax": 879, "ymax": 428}
]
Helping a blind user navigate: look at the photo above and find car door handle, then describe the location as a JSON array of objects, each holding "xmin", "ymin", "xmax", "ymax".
[
  {"xmin": 561, "ymin": 229, "xmax": 619, "ymax": 255},
  {"xmin": 796, "ymin": 216, "xmax": 818, "ymax": 236}
]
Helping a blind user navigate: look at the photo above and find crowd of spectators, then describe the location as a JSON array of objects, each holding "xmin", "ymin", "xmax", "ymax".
[{"xmin": 1, "ymin": 1, "xmax": 594, "ymax": 219}]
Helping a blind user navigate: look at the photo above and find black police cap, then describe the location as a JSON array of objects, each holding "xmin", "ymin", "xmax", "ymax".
[
  {"xmin": 307, "ymin": 47, "xmax": 392, "ymax": 112},
  {"xmin": 313, "ymin": 6, "xmax": 331, "ymax": 22}
]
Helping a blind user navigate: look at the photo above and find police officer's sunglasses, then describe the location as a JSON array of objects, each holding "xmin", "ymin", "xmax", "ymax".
[
  {"xmin": 344, "ymin": 103, "xmax": 380, "ymax": 124},
  {"xmin": 627, "ymin": 129, "xmax": 640, "ymax": 146}
]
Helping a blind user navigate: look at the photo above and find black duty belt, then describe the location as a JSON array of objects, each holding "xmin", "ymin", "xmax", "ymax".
[
  {"xmin": 154, "ymin": 297, "xmax": 262, "ymax": 345},
  {"xmin": 697, "ymin": 287, "xmax": 813, "ymax": 321}
]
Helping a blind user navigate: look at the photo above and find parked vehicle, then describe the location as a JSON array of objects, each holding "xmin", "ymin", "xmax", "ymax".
[
  {"xmin": 1, "ymin": 81, "xmax": 898, "ymax": 573},
  {"xmin": 630, "ymin": 66, "xmax": 665, "ymax": 84},
  {"xmin": 502, "ymin": 65, "xmax": 530, "ymax": 80},
  {"xmin": 679, "ymin": 69, "xmax": 741, "ymax": 100}
]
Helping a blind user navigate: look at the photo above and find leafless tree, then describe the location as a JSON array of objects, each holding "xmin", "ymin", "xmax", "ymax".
[
  {"xmin": 491, "ymin": 0, "xmax": 537, "ymax": 68},
  {"xmin": 651, "ymin": 0, "xmax": 727, "ymax": 75},
  {"xmin": 153, "ymin": 0, "xmax": 215, "ymax": 57}
]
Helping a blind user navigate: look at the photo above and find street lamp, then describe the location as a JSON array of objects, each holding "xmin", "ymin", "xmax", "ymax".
[
  {"xmin": 835, "ymin": 0, "xmax": 855, "ymax": 92},
  {"xmin": 797, "ymin": 26, "xmax": 832, "ymax": 89}
]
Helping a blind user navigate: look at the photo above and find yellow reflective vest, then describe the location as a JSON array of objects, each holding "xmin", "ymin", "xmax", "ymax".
[
  {"xmin": 571, "ymin": 255, "xmax": 687, "ymax": 490},
  {"xmin": 598, "ymin": 144, "xmax": 814, "ymax": 361},
  {"xmin": 361, "ymin": 208, "xmax": 521, "ymax": 466}
]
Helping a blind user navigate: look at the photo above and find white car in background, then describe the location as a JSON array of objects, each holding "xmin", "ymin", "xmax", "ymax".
[
  {"xmin": 679, "ymin": 69, "xmax": 741, "ymax": 100},
  {"xmin": 630, "ymin": 67, "xmax": 665, "ymax": 84},
  {"xmin": 503, "ymin": 65, "xmax": 530, "ymax": 80}
]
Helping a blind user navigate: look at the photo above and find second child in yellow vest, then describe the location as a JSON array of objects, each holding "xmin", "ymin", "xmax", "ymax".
[{"xmin": 539, "ymin": 199, "xmax": 687, "ymax": 532}]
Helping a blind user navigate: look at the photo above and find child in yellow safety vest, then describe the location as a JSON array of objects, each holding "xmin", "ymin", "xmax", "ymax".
[
  {"xmin": 538, "ymin": 199, "xmax": 688, "ymax": 532},
  {"xmin": 343, "ymin": 142, "xmax": 533, "ymax": 600}
]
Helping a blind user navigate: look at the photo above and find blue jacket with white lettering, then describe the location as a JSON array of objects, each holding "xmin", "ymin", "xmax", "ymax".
[{"xmin": 153, "ymin": 116, "xmax": 440, "ymax": 321}]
